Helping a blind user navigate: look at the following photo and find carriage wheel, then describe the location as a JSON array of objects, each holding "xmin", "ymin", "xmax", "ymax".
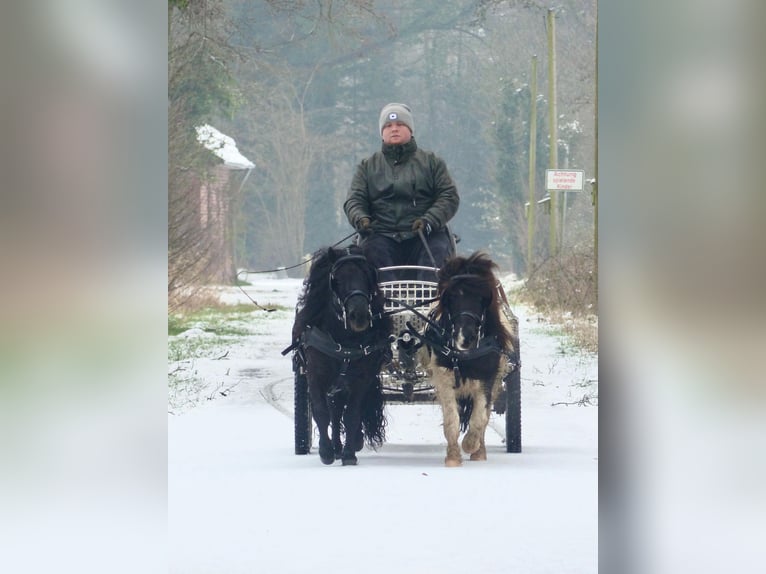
[
  {"xmin": 294, "ymin": 368, "xmax": 313, "ymax": 455},
  {"xmin": 505, "ymin": 365, "xmax": 522, "ymax": 453}
]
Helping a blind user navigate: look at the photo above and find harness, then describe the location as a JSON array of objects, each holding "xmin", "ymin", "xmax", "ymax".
[
  {"xmin": 300, "ymin": 325, "xmax": 389, "ymax": 364},
  {"xmin": 415, "ymin": 320, "xmax": 513, "ymax": 388},
  {"xmin": 282, "ymin": 250, "xmax": 389, "ymax": 398},
  {"xmin": 298, "ymin": 325, "xmax": 390, "ymax": 397},
  {"xmin": 415, "ymin": 272, "xmax": 517, "ymax": 388}
]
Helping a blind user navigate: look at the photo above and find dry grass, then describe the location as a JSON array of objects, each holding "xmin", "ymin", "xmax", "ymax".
[
  {"xmin": 545, "ymin": 310, "xmax": 598, "ymax": 354},
  {"xmin": 523, "ymin": 249, "xmax": 597, "ymax": 316},
  {"xmin": 514, "ymin": 248, "xmax": 598, "ymax": 354},
  {"xmin": 169, "ymin": 289, "xmax": 226, "ymax": 314}
]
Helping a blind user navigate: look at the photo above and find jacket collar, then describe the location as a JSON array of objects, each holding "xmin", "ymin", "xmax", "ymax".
[{"xmin": 382, "ymin": 138, "xmax": 418, "ymax": 163}]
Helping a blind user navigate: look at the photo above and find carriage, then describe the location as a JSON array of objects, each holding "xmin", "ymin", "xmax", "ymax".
[{"xmin": 292, "ymin": 259, "xmax": 522, "ymax": 460}]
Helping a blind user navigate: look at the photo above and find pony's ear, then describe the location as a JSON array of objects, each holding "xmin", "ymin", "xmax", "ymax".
[{"xmin": 313, "ymin": 247, "xmax": 329, "ymax": 263}]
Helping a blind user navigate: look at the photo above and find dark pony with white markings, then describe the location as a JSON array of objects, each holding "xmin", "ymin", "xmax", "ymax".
[
  {"xmin": 425, "ymin": 252, "xmax": 518, "ymax": 467},
  {"xmin": 291, "ymin": 245, "xmax": 391, "ymax": 465}
]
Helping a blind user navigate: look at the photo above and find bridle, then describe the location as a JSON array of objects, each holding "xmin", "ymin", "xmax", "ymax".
[
  {"xmin": 446, "ymin": 309, "xmax": 486, "ymax": 344},
  {"xmin": 329, "ymin": 253, "xmax": 377, "ymax": 330},
  {"xmin": 440, "ymin": 274, "xmax": 487, "ymax": 348}
]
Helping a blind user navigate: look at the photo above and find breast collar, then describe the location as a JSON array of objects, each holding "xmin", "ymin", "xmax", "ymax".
[{"xmin": 300, "ymin": 325, "xmax": 389, "ymax": 362}]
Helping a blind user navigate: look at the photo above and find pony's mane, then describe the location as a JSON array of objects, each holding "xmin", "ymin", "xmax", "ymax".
[
  {"xmin": 436, "ymin": 251, "xmax": 513, "ymax": 351},
  {"xmin": 295, "ymin": 245, "xmax": 385, "ymax": 330}
]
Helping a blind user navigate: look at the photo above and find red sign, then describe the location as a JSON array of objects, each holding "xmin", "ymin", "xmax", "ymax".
[{"xmin": 545, "ymin": 169, "xmax": 584, "ymax": 191}]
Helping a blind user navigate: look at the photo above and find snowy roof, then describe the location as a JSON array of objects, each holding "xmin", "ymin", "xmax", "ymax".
[{"xmin": 195, "ymin": 124, "xmax": 254, "ymax": 169}]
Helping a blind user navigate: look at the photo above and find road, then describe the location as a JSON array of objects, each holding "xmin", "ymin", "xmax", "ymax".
[{"xmin": 169, "ymin": 276, "xmax": 598, "ymax": 574}]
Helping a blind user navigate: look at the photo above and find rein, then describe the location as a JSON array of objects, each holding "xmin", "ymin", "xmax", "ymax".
[
  {"xmin": 379, "ymin": 295, "xmax": 440, "ymax": 321},
  {"xmin": 416, "ymin": 228, "xmax": 438, "ymax": 267},
  {"xmin": 236, "ymin": 231, "xmax": 360, "ymax": 312}
]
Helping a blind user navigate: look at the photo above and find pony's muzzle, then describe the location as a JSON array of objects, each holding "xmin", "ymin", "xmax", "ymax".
[
  {"xmin": 345, "ymin": 294, "xmax": 372, "ymax": 332},
  {"xmin": 454, "ymin": 325, "xmax": 479, "ymax": 351}
]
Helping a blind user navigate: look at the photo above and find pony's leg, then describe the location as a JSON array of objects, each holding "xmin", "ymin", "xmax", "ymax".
[
  {"xmin": 469, "ymin": 435, "xmax": 487, "ymax": 461},
  {"xmin": 353, "ymin": 425, "xmax": 364, "ymax": 452},
  {"xmin": 308, "ymin": 378, "xmax": 335, "ymax": 465},
  {"xmin": 340, "ymin": 389, "xmax": 365, "ymax": 465},
  {"xmin": 329, "ymin": 394, "xmax": 344, "ymax": 460},
  {"xmin": 462, "ymin": 382, "xmax": 490, "ymax": 457},
  {"xmin": 315, "ymin": 416, "xmax": 335, "ymax": 465},
  {"xmin": 469, "ymin": 371, "xmax": 505, "ymax": 461},
  {"xmin": 433, "ymin": 368, "xmax": 462, "ymax": 467},
  {"xmin": 352, "ymin": 385, "xmax": 367, "ymax": 452}
]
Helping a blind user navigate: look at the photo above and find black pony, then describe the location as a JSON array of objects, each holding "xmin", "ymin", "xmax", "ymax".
[
  {"xmin": 425, "ymin": 252, "xmax": 518, "ymax": 466},
  {"xmin": 292, "ymin": 245, "xmax": 391, "ymax": 465}
]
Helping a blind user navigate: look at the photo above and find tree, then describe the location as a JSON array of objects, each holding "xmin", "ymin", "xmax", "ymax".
[
  {"xmin": 168, "ymin": 0, "xmax": 242, "ymax": 307},
  {"xmin": 234, "ymin": 70, "xmax": 319, "ymax": 270},
  {"xmin": 169, "ymin": 0, "xmax": 597, "ymax": 314}
]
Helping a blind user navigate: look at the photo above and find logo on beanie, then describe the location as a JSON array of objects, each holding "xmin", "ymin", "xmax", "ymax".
[{"xmin": 389, "ymin": 112, "xmax": 398, "ymax": 120}]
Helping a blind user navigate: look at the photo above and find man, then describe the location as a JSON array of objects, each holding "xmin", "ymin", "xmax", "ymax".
[{"xmin": 344, "ymin": 103, "xmax": 459, "ymax": 279}]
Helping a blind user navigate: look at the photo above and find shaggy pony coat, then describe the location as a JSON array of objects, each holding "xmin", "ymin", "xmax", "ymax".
[
  {"xmin": 428, "ymin": 252, "xmax": 518, "ymax": 466},
  {"xmin": 293, "ymin": 245, "xmax": 391, "ymax": 465}
]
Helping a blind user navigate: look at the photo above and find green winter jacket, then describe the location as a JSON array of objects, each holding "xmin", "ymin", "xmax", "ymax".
[{"xmin": 344, "ymin": 139, "xmax": 459, "ymax": 242}]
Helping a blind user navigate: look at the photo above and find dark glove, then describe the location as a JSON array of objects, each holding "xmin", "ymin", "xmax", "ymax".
[
  {"xmin": 412, "ymin": 218, "xmax": 432, "ymax": 235},
  {"xmin": 356, "ymin": 217, "xmax": 371, "ymax": 232}
]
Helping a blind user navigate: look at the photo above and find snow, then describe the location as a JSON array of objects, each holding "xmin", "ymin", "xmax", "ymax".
[
  {"xmin": 169, "ymin": 276, "xmax": 598, "ymax": 574},
  {"xmin": 195, "ymin": 124, "xmax": 254, "ymax": 169}
]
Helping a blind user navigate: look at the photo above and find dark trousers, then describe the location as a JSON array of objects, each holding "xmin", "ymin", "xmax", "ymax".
[{"xmin": 361, "ymin": 229, "xmax": 453, "ymax": 281}]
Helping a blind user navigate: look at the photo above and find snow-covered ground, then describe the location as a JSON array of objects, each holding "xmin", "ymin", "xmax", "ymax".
[{"xmin": 169, "ymin": 275, "xmax": 598, "ymax": 574}]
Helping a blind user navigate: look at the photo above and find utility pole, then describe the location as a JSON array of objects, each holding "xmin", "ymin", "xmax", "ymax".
[
  {"xmin": 527, "ymin": 55, "xmax": 538, "ymax": 273},
  {"xmin": 593, "ymin": 14, "xmax": 599, "ymax": 306},
  {"xmin": 546, "ymin": 8, "xmax": 559, "ymax": 255},
  {"xmin": 561, "ymin": 145, "xmax": 569, "ymax": 250}
]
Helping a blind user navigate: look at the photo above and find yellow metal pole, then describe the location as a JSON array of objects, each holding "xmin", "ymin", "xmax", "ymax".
[
  {"xmin": 527, "ymin": 55, "xmax": 538, "ymax": 273},
  {"xmin": 546, "ymin": 8, "xmax": 559, "ymax": 255}
]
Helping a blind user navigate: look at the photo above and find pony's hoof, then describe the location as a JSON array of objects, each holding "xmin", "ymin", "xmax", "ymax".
[
  {"xmin": 469, "ymin": 450, "xmax": 487, "ymax": 461},
  {"xmin": 319, "ymin": 446, "xmax": 335, "ymax": 465},
  {"xmin": 341, "ymin": 456, "xmax": 358, "ymax": 466},
  {"xmin": 444, "ymin": 456, "xmax": 462, "ymax": 467}
]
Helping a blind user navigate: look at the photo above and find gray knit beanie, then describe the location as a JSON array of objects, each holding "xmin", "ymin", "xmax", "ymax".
[{"xmin": 379, "ymin": 103, "xmax": 414, "ymax": 135}]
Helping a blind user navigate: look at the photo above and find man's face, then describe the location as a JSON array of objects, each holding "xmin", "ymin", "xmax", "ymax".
[{"xmin": 381, "ymin": 121, "xmax": 412, "ymax": 145}]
